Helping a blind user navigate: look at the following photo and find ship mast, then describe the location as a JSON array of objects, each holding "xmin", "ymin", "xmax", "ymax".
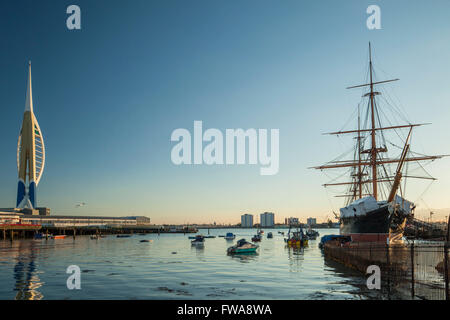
[
  {"xmin": 368, "ymin": 43, "xmax": 378, "ymax": 200},
  {"xmin": 312, "ymin": 43, "xmax": 446, "ymax": 203},
  {"xmin": 357, "ymin": 104, "xmax": 362, "ymax": 199},
  {"xmin": 351, "ymin": 104, "xmax": 363, "ymax": 202}
]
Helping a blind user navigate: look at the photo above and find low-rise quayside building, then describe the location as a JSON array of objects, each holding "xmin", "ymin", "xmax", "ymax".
[{"xmin": 0, "ymin": 210, "xmax": 150, "ymax": 228}]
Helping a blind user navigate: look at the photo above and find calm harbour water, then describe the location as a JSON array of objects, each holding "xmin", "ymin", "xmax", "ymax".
[{"xmin": 0, "ymin": 228, "xmax": 384, "ymax": 300}]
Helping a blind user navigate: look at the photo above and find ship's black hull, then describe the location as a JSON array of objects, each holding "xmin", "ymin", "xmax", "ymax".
[
  {"xmin": 339, "ymin": 205, "xmax": 399, "ymax": 242},
  {"xmin": 340, "ymin": 205, "xmax": 390, "ymax": 234}
]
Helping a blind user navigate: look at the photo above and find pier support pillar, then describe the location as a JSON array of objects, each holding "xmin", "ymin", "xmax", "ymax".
[
  {"xmin": 444, "ymin": 243, "xmax": 449, "ymax": 301},
  {"xmin": 2, "ymin": 229, "xmax": 5, "ymax": 240},
  {"xmin": 386, "ymin": 244, "xmax": 391, "ymax": 299},
  {"xmin": 411, "ymin": 243, "xmax": 415, "ymax": 299}
]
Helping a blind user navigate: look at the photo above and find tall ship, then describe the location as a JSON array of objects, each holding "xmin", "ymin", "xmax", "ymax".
[{"xmin": 313, "ymin": 44, "xmax": 445, "ymax": 243}]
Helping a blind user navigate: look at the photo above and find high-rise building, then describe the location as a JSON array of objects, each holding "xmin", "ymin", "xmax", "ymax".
[
  {"xmin": 260, "ymin": 212, "xmax": 275, "ymax": 227},
  {"xmin": 286, "ymin": 217, "xmax": 299, "ymax": 225},
  {"xmin": 307, "ymin": 217, "xmax": 317, "ymax": 226},
  {"xmin": 16, "ymin": 62, "xmax": 45, "ymax": 210},
  {"xmin": 241, "ymin": 214, "xmax": 253, "ymax": 228}
]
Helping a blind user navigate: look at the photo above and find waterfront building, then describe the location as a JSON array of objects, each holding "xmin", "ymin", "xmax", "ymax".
[
  {"xmin": 285, "ymin": 217, "xmax": 299, "ymax": 225},
  {"xmin": 16, "ymin": 62, "xmax": 45, "ymax": 210},
  {"xmin": 124, "ymin": 216, "xmax": 151, "ymax": 225},
  {"xmin": 0, "ymin": 212, "xmax": 150, "ymax": 227},
  {"xmin": 0, "ymin": 212, "xmax": 22, "ymax": 224},
  {"xmin": 260, "ymin": 212, "xmax": 275, "ymax": 227},
  {"xmin": 0, "ymin": 206, "xmax": 51, "ymax": 216},
  {"xmin": 307, "ymin": 217, "xmax": 317, "ymax": 226},
  {"xmin": 241, "ymin": 214, "xmax": 253, "ymax": 228}
]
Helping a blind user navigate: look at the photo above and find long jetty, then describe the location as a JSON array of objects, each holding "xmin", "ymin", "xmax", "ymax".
[{"xmin": 0, "ymin": 224, "xmax": 198, "ymax": 240}]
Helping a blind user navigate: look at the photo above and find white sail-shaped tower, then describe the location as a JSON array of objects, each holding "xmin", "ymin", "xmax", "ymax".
[{"xmin": 16, "ymin": 62, "xmax": 45, "ymax": 209}]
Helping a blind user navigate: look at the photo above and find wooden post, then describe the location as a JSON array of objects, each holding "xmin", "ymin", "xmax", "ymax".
[
  {"xmin": 447, "ymin": 215, "xmax": 450, "ymax": 242},
  {"xmin": 10, "ymin": 231, "xmax": 14, "ymax": 242},
  {"xmin": 444, "ymin": 242, "xmax": 449, "ymax": 301},
  {"xmin": 386, "ymin": 243, "xmax": 390, "ymax": 299},
  {"xmin": 411, "ymin": 241, "xmax": 415, "ymax": 299},
  {"xmin": 73, "ymin": 228, "xmax": 76, "ymax": 239},
  {"xmin": 3, "ymin": 228, "xmax": 5, "ymax": 240},
  {"xmin": 443, "ymin": 216, "xmax": 450, "ymax": 301}
]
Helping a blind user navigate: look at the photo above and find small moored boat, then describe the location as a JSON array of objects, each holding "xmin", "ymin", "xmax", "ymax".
[
  {"xmin": 267, "ymin": 232, "xmax": 273, "ymax": 239},
  {"xmin": 306, "ymin": 228, "xmax": 320, "ymax": 240},
  {"xmin": 188, "ymin": 235, "xmax": 215, "ymax": 239},
  {"xmin": 34, "ymin": 233, "xmax": 47, "ymax": 239},
  {"xmin": 51, "ymin": 235, "xmax": 66, "ymax": 239},
  {"xmin": 227, "ymin": 239, "xmax": 258, "ymax": 254},
  {"xmin": 191, "ymin": 235, "xmax": 205, "ymax": 246},
  {"xmin": 224, "ymin": 232, "xmax": 236, "ymax": 240},
  {"xmin": 318, "ymin": 235, "xmax": 351, "ymax": 249},
  {"xmin": 285, "ymin": 225, "xmax": 308, "ymax": 247},
  {"xmin": 251, "ymin": 234, "xmax": 262, "ymax": 242}
]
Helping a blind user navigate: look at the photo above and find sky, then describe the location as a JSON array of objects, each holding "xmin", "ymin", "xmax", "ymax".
[{"xmin": 1, "ymin": 0, "xmax": 450, "ymax": 224}]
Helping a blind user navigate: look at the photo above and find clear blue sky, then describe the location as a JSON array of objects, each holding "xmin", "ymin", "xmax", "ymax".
[{"xmin": 1, "ymin": 0, "xmax": 450, "ymax": 223}]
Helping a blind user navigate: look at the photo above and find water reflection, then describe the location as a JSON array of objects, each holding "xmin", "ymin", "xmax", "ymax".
[
  {"xmin": 323, "ymin": 255, "xmax": 388, "ymax": 300},
  {"xmin": 0, "ymin": 228, "xmax": 391, "ymax": 300},
  {"xmin": 191, "ymin": 243, "xmax": 205, "ymax": 259},
  {"xmin": 13, "ymin": 241, "xmax": 43, "ymax": 300},
  {"xmin": 228, "ymin": 253, "xmax": 258, "ymax": 263},
  {"xmin": 323, "ymin": 255, "xmax": 359, "ymax": 280},
  {"xmin": 286, "ymin": 247, "xmax": 305, "ymax": 272}
]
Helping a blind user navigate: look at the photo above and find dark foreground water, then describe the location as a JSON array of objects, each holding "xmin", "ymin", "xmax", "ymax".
[{"xmin": 0, "ymin": 228, "xmax": 384, "ymax": 300}]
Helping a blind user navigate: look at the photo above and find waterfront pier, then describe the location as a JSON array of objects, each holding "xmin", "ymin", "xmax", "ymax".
[
  {"xmin": 1, "ymin": 224, "xmax": 41, "ymax": 241},
  {"xmin": 0, "ymin": 221, "xmax": 198, "ymax": 240}
]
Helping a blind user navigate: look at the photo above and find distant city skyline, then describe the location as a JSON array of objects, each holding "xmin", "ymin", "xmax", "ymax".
[{"xmin": 1, "ymin": 1, "xmax": 450, "ymax": 224}]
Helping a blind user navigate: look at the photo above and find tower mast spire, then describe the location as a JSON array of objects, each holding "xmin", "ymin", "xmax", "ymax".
[{"xmin": 25, "ymin": 61, "xmax": 33, "ymax": 112}]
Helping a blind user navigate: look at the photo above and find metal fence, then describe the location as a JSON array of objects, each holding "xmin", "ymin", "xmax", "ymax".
[{"xmin": 324, "ymin": 241, "xmax": 449, "ymax": 300}]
